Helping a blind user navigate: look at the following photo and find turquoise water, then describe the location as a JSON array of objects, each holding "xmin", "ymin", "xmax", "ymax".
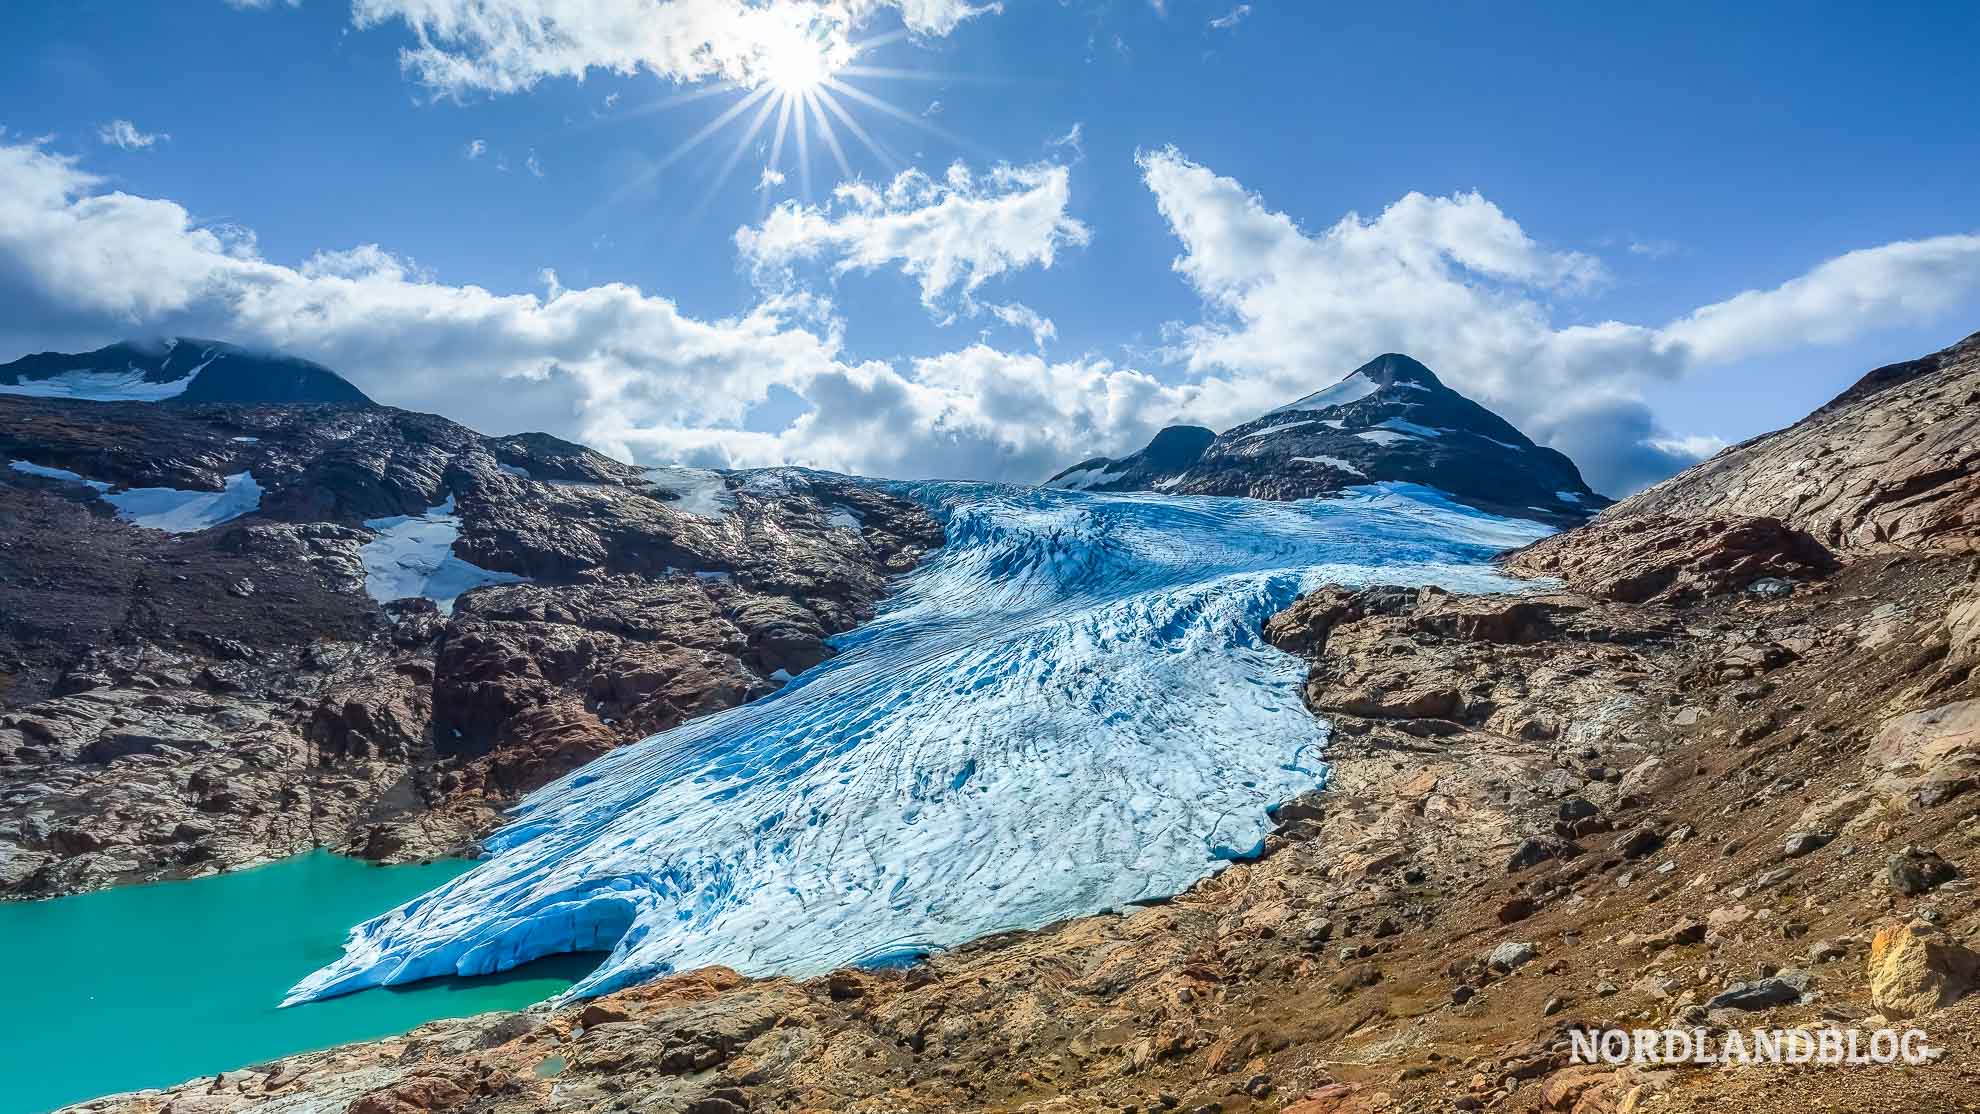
[{"xmin": 0, "ymin": 851, "xmax": 596, "ymax": 1114}]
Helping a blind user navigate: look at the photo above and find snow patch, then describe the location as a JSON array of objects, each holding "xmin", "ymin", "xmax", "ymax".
[
  {"xmin": 1556, "ymin": 490, "xmax": 1586, "ymax": 504},
  {"xmin": 1047, "ymin": 463, "xmax": 1125, "ymax": 491},
  {"xmin": 359, "ymin": 496, "xmax": 528, "ymax": 615},
  {"xmin": 12, "ymin": 459, "xmax": 260, "ymax": 530},
  {"xmin": 1355, "ymin": 430, "xmax": 1417, "ymax": 447},
  {"xmin": 9, "ymin": 459, "xmax": 110, "ymax": 491},
  {"xmin": 1237, "ymin": 419, "xmax": 1317, "ymax": 440},
  {"xmin": 1267, "ymin": 371, "xmax": 1383, "ymax": 415},
  {"xmin": 104, "ymin": 472, "xmax": 263, "ymax": 533},
  {"xmin": 291, "ymin": 483, "xmax": 1552, "ymax": 1007},
  {"xmin": 0, "ymin": 368, "xmax": 193, "ymax": 402},
  {"xmin": 1152, "ymin": 473, "xmax": 1189, "ymax": 491},
  {"xmin": 826, "ymin": 507, "xmax": 864, "ymax": 530},
  {"xmin": 1374, "ymin": 418, "xmax": 1444, "ymax": 438},
  {"xmin": 231, "ymin": 436, "xmax": 259, "ymax": 444},
  {"xmin": 1292, "ymin": 455, "xmax": 1366, "ymax": 477},
  {"xmin": 497, "ymin": 462, "xmax": 532, "ymax": 480},
  {"xmin": 644, "ymin": 466, "xmax": 736, "ymax": 517},
  {"xmin": 1476, "ymin": 434, "xmax": 1524, "ymax": 452}
]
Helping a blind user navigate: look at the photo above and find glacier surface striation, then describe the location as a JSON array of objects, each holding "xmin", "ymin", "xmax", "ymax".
[{"xmin": 290, "ymin": 483, "xmax": 1549, "ymax": 1005}]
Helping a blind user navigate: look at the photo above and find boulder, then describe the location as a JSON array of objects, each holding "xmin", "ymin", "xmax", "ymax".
[
  {"xmin": 1869, "ymin": 920, "xmax": 1980, "ymax": 1018},
  {"xmin": 1886, "ymin": 846, "xmax": 1958, "ymax": 896},
  {"xmin": 1487, "ymin": 941, "xmax": 1538, "ymax": 971}
]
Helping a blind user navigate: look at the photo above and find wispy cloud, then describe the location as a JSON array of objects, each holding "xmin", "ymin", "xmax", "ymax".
[
  {"xmin": 756, "ymin": 167, "xmax": 787, "ymax": 193},
  {"xmin": 1047, "ymin": 122, "xmax": 1085, "ymax": 162},
  {"xmin": 1209, "ymin": 4, "xmax": 1252, "ymax": 30},
  {"xmin": 96, "ymin": 120, "xmax": 169, "ymax": 150},
  {"xmin": 526, "ymin": 150, "xmax": 545, "ymax": 178},
  {"xmin": 464, "ymin": 138, "xmax": 487, "ymax": 160}
]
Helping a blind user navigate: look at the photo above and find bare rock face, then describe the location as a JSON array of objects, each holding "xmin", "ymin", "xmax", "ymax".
[
  {"xmin": 1504, "ymin": 514, "xmax": 1836, "ymax": 603},
  {"xmin": 1555, "ymin": 331, "xmax": 1980, "ymax": 560},
  {"xmin": 0, "ymin": 391, "xmax": 943, "ymax": 895}
]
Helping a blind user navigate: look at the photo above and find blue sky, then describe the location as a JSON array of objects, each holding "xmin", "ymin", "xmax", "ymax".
[{"xmin": 3, "ymin": 0, "xmax": 1977, "ymax": 494}]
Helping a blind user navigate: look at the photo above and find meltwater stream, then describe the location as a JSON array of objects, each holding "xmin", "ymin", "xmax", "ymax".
[{"xmin": 290, "ymin": 483, "xmax": 1550, "ymax": 1005}]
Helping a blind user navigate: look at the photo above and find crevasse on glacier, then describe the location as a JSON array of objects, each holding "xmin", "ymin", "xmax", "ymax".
[{"xmin": 287, "ymin": 483, "xmax": 1550, "ymax": 1006}]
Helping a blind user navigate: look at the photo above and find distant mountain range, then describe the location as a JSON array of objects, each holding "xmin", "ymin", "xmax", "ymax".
[
  {"xmin": 1046, "ymin": 353, "xmax": 1609, "ymax": 522},
  {"xmin": 0, "ymin": 338, "xmax": 371, "ymax": 406}
]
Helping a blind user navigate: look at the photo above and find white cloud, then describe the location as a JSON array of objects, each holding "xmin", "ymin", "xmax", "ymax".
[
  {"xmin": 223, "ymin": 0, "xmax": 300, "ymax": 9},
  {"xmin": 97, "ymin": 120, "xmax": 169, "ymax": 151},
  {"xmin": 1627, "ymin": 238, "xmax": 1678, "ymax": 258},
  {"xmin": 346, "ymin": 0, "xmax": 1001, "ymax": 97},
  {"xmin": 526, "ymin": 150, "xmax": 546, "ymax": 177},
  {"xmin": 1208, "ymin": 4, "xmax": 1250, "ymax": 30},
  {"xmin": 736, "ymin": 161, "xmax": 1091, "ymax": 313},
  {"xmin": 0, "ymin": 135, "xmax": 1136, "ymax": 485},
  {"xmin": 9, "ymin": 134, "xmax": 1978, "ymax": 497},
  {"xmin": 987, "ymin": 301, "xmax": 1056, "ymax": 349},
  {"xmin": 464, "ymin": 138, "xmax": 487, "ymax": 159},
  {"xmin": 756, "ymin": 166, "xmax": 787, "ymax": 192},
  {"xmin": 1135, "ymin": 148, "xmax": 1980, "ymax": 494}
]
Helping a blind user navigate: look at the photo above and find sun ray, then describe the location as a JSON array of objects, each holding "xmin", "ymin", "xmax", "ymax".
[
  {"xmin": 806, "ymin": 89, "xmax": 854, "ymax": 182},
  {"xmin": 602, "ymin": 83, "xmax": 776, "ymax": 209},
  {"xmin": 793, "ymin": 89, "xmax": 813, "ymax": 201},
  {"xmin": 822, "ymin": 77, "xmax": 991, "ymax": 159},
  {"xmin": 689, "ymin": 84, "xmax": 786, "ymax": 224},
  {"xmin": 814, "ymin": 84, "xmax": 900, "ymax": 175},
  {"xmin": 838, "ymin": 65, "xmax": 1001, "ymax": 84},
  {"xmin": 598, "ymin": 80, "xmax": 745, "ymax": 128},
  {"xmin": 768, "ymin": 92, "xmax": 796, "ymax": 181}
]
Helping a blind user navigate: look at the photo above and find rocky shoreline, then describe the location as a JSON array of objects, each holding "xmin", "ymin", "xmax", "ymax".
[{"xmin": 30, "ymin": 331, "xmax": 1980, "ymax": 1113}]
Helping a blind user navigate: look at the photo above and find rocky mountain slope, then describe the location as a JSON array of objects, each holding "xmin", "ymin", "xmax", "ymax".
[
  {"xmin": 63, "ymin": 330, "xmax": 1980, "ymax": 1114},
  {"xmin": 0, "ymin": 360, "xmax": 941, "ymax": 897},
  {"xmin": 1047, "ymin": 354, "xmax": 1609, "ymax": 523},
  {"xmin": 1, "ymin": 338, "xmax": 374, "ymax": 405}
]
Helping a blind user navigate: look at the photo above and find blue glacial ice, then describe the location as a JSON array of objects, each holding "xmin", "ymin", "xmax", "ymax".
[{"xmin": 288, "ymin": 482, "xmax": 1551, "ymax": 1006}]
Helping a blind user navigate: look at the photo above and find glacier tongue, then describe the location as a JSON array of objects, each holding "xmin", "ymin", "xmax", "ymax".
[{"xmin": 288, "ymin": 483, "xmax": 1550, "ymax": 1006}]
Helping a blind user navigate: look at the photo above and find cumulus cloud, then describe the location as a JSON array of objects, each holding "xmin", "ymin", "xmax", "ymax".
[
  {"xmin": 1133, "ymin": 147, "xmax": 1980, "ymax": 495},
  {"xmin": 8, "ymin": 134, "xmax": 1978, "ymax": 496},
  {"xmin": 346, "ymin": 0, "xmax": 1001, "ymax": 97},
  {"xmin": 97, "ymin": 120, "xmax": 169, "ymax": 150},
  {"xmin": 736, "ymin": 161, "xmax": 1091, "ymax": 313},
  {"xmin": 0, "ymin": 136, "xmax": 1135, "ymax": 484}
]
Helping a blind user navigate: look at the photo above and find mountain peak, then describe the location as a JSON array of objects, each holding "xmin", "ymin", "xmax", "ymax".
[
  {"xmin": 1046, "ymin": 353, "xmax": 1607, "ymax": 522},
  {"xmin": 0, "ymin": 338, "xmax": 373, "ymax": 406},
  {"xmin": 1355, "ymin": 352, "xmax": 1444, "ymax": 389}
]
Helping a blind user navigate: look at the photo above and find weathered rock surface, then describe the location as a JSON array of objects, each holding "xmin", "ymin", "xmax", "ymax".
[{"xmin": 1, "ymin": 393, "xmax": 941, "ymax": 895}]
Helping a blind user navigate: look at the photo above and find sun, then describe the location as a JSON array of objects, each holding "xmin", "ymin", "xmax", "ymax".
[
  {"xmin": 609, "ymin": 15, "xmax": 969, "ymax": 213},
  {"xmin": 761, "ymin": 27, "xmax": 834, "ymax": 95}
]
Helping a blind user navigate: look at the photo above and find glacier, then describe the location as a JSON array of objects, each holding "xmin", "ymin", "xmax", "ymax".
[{"xmin": 288, "ymin": 482, "xmax": 1550, "ymax": 1006}]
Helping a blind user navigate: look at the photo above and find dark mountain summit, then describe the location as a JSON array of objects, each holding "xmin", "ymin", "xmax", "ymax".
[
  {"xmin": 0, "ymin": 338, "xmax": 372, "ymax": 406},
  {"xmin": 1045, "ymin": 353, "xmax": 1609, "ymax": 522}
]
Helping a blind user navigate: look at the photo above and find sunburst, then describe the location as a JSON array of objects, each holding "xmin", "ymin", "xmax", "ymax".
[{"xmin": 607, "ymin": 16, "xmax": 975, "ymax": 216}]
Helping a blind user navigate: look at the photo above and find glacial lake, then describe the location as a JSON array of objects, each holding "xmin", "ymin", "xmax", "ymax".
[{"xmin": 0, "ymin": 851, "xmax": 595, "ymax": 1114}]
